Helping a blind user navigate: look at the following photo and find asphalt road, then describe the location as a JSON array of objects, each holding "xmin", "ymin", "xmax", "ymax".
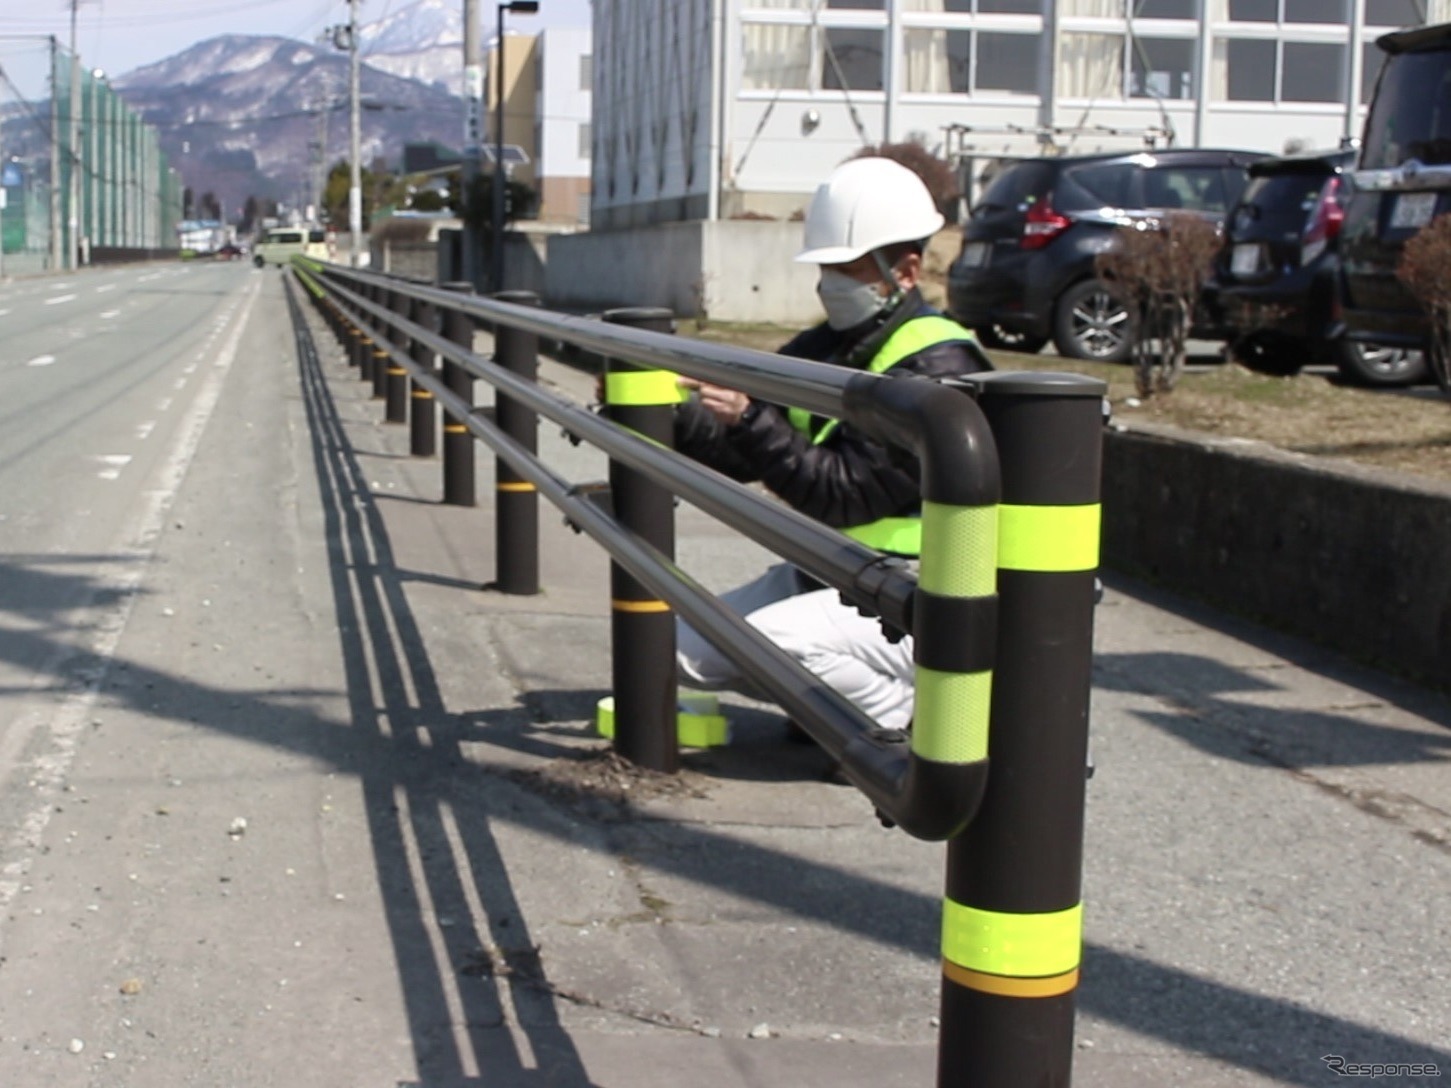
[{"xmin": 0, "ymin": 265, "xmax": 1445, "ymax": 1087}]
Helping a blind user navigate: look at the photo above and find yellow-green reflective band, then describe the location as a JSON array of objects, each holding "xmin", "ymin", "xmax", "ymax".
[
  {"xmin": 912, "ymin": 666, "xmax": 990, "ymax": 763},
  {"xmin": 998, "ymin": 504, "xmax": 1100, "ymax": 573},
  {"xmin": 605, "ymin": 370, "xmax": 689, "ymax": 406},
  {"xmin": 942, "ymin": 900, "xmax": 1082, "ymax": 979},
  {"xmin": 843, "ymin": 516, "xmax": 920, "ymax": 555},
  {"xmin": 918, "ymin": 503, "xmax": 997, "ymax": 598}
]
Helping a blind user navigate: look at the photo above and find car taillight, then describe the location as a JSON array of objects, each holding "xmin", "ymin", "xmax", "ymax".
[
  {"xmin": 1301, "ymin": 176, "xmax": 1345, "ymax": 266},
  {"xmin": 1021, "ymin": 199, "xmax": 1071, "ymax": 250}
]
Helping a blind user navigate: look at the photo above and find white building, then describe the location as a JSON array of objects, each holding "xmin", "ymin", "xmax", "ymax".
[
  {"xmin": 591, "ymin": 0, "xmax": 1451, "ymax": 229},
  {"xmin": 533, "ymin": 27, "xmax": 594, "ymax": 224}
]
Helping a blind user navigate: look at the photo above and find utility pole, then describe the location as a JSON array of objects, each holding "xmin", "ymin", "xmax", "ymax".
[
  {"xmin": 48, "ymin": 36, "xmax": 61, "ymax": 270},
  {"xmin": 463, "ymin": 0, "xmax": 482, "ymax": 285},
  {"xmin": 492, "ymin": 2, "xmax": 538, "ymax": 293},
  {"xmin": 348, "ymin": 0, "xmax": 362, "ymax": 267},
  {"xmin": 68, "ymin": 0, "xmax": 81, "ymax": 269}
]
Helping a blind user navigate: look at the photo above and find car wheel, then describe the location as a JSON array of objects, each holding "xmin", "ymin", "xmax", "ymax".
[
  {"xmin": 1053, "ymin": 280, "xmax": 1133, "ymax": 363},
  {"xmin": 974, "ymin": 325, "xmax": 1049, "ymax": 354},
  {"xmin": 1330, "ymin": 339, "xmax": 1428, "ymax": 387},
  {"xmin": 1233, "ymin": 334, "xmax": 1305, "ymax": 377},
  {"xmin": 253, "ymin": 254, "xmax": 265, "ymax": 268}
]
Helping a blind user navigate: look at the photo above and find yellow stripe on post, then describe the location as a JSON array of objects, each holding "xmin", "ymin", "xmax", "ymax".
[
  {"xmin": 943, "ymin": 962, "xmax": 1079, "ymax": 998},
  {"xmin": 918, "ymin": 503, "xmax": 997, "ymax": 598},
  {"xmin": 912, "ymin": 667, "xmax": 991, "ymax": 764},
  {"xmin": 997, "ymin": 504, "xmax": 1101, "ymax": 573},
  {"xmin": 605, "ymin": 370, "xmax": 689, "ymax": 406},
  {"xmin": 942, "ymin": 900, "xmax": 1082, "ymax": 979},
  {"xmin": 497, "ymin": 481, "xmax": 536, "ymax": 493},
  {"xmin": 612, "ymin": 599, "xmax": 671, "ymax": 613}
]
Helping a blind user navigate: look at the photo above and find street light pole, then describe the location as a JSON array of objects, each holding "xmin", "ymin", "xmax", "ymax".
[
  {"xmin": 491, "ymin": 1, "xmax": 537, "ymax": 293},
  {"xmin": 348, "ymin": 0, "xmax": 362, "ymax": 266}
]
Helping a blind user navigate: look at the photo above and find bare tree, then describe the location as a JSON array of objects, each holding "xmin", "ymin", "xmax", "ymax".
[
  {"xmin": 1096, "ymin": 212, "xmax": 1222, "ymax": 397},
  {"xmin": 1396, "ymin": 212, "xmax": 1451, "ymax": 395}
]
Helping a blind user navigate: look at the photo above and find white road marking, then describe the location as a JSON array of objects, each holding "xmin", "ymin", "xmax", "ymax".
[
  {"xmin": 45, "ymin": 294, "xmax": 77, "ymax": 306},
  {"xmin": 156, "ymin": 397, "xmax": 173, "ymax": 412},
  {"xmin": 50, "ymin": 282, "xmax": 74, "ymax": 290},
  {"xmin": 0, "ymin": 309, "xmax": 10, "ymax": 317},
  {"xmin": 95, "ymin": 454, "xmax": 133, "ymax": 480},
  {"xmin": 137, "ymin": 272, "xmax": 161, "ymax": 283},
  {"xmin": 25, "ymin": 355, "xmax": 57, "ymax": 368},
  {"xmin": 135, "ymin": 421, "xmax": 156, "ymax": 440},
  {"xmin": 99, "ymin": 309, "xmax": 121, "ymax": 319},
  {"xmin": 0, "ymin": 276, "xmax": 262, "ymax": 920},
  {"xmin": 173, "ymin": 377, "xmax": 187, "ymax": 391}
]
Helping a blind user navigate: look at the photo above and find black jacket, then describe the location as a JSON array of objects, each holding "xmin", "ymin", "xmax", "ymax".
[{"xmin": 674, "ymin": 290, "xmax": 991, "ymax": 531}]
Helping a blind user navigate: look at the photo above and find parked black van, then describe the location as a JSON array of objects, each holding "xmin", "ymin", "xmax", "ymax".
[{"xmin": 1340, "ymin": 22, "xmax": 1451, "ymax": 380}]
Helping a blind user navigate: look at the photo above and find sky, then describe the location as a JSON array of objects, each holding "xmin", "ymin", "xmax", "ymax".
[{"xmin": 0, "ymin": 0, "xmax": 590, "ymax": 100}]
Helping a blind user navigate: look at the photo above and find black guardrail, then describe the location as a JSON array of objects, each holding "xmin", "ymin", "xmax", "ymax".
[{"xmin": 287, "ymin": 257, "xmax": 1106, "ymax": 1088}]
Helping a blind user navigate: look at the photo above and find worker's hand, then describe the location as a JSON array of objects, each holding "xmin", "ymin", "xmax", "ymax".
[{"xmin": 677, "ymin": 377, "xmax": 752, "ymax": 427}]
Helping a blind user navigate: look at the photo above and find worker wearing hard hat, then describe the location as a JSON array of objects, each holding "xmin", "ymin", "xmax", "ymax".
[{"xmin": 674, "ymin": 155, "xmax": 991, "ymax": 739}]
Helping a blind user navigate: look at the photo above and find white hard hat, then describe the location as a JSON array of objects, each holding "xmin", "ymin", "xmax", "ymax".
[{"xmin": 795, "ymin": 157, "xmax": 945, "ymax": 265}]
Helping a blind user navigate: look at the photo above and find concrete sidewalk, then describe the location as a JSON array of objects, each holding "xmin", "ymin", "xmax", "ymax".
[{"xmin": 279, "ymin": 278, "xmax": 1451, "ymax": 1087}]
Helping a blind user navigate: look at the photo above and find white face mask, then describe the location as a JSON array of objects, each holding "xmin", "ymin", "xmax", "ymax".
[{"xmin": 816, "ymin": 268, "xmax": 889, "ymax": 331}]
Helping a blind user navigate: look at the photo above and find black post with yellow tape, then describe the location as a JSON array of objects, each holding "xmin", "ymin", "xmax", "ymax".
[
  {"xmin": 441, "ymin": 282, "xmax": 476, "ymax": 506},
  {"xmin": 492, "ymin": 290, "xmax": 542, "ymax": 595},
  {"xmin": 602, "ymin": 307, "xmax": 681, "ymax": 774},
  {"xmin": 358, "ymin": 282, "xmax": 377, "ymax": 385},
  {"xmin": 935, "ymin": 371, "xmax": 1104, "ymax": 1088},
  {"xmin": 384, "ymin": 287, "xmax": 410, "ymax": 423},
  {"xmin": 408, "ymin": 295, "xmax": 438, "ymax": 457},
  {"xmin": 370, "ymin": 285, "xmax": 390, "ymax": 401}
]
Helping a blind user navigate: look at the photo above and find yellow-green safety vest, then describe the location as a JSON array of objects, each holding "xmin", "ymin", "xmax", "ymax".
[{"xmin": 785, "ymin": 314, "xmax": 976, "ymax": 556}]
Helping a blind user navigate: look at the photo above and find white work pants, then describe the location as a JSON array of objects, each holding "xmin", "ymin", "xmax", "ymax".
[{"xmin": 676, "ymin": 563, "xmax": 915, "ymax": 731}]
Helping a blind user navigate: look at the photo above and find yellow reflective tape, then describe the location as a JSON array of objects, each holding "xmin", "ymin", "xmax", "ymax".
[
  {"xmin": 411, "ymin": 389, "xmax": 433, "ymax": 398},
  {"xmin": 605, "ymin": 370, "xmax": 689, "ymax": 406},
  {"xmin": 998, "ymin": 505, "xmax": 1100, "ymax": 573},
  {"xmin": 387, "ymin": 367, "xmax": 407, "ymax": 375},
  {"xmin": 612, "ymin": 599, "xmax": 671, "ymax": 613},
  {"xmin": 918, "ymin": 503, "xmax": 997, "ymax": 598},
  {"xmin": 912, "ymin": 667, "xmax": 991, "ymax": 763},
  {"xmin": 444, "ymin": 424, "xmax": 469, "ymax": 433},
  {"xmin": 943, "ymin": 962, "xmax": 1079, "ymax": 998},
  {"xmin": 942, "ymin": 901, "xmax": 1082, "ymax": 979},
  {"xmin": 497, "ymin": 481, "xmax": 536, "ymax": 493}
]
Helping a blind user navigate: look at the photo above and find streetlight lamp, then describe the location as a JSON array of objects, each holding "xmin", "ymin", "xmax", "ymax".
[{"xmin": 492, "ymin": 0, "xmax": 537, "ymax": 293}]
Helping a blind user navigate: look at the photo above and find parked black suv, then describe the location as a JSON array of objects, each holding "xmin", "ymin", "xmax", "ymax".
[
  {"xmin": 947, "ymin": 148, "xmax": 1266, "ymax": 362},
  {"xmin": 1210, "ymin": 149, "xmax": 1427, "ymax": 385},
  {"xmin": 1340, "ymin": 22, "xmax": 1451, "ymax": 382}
]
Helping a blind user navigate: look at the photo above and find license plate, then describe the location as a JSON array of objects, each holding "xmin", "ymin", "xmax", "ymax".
[
  {"xmin": 960, "ymin": 242, "xmax": 990, "ymax": 269},
  {"xmin": 1230, "ymin": 243, "xmax": 1261, "ymax": 275},
  {"xmin": 1390, "ymin": 191, "xmax": 1437, "ymax": 230}
]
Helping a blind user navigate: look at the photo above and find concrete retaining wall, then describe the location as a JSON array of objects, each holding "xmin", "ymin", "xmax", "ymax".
[
  {"xmin": 545, "ymin": 220, "xmax": 819, "ymax": 323},
  {"xmin": 1103, "ymin": 424, "xmax": 1451, "ymax": 690}
]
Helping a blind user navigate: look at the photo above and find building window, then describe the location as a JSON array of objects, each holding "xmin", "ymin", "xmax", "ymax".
[
  {"xmin": 742, "ymin": 24, "xmax": 811, "ymax": 90},
  {"xmin": 578, "ymin": 121, "xmax": 591, "ymax": 159},
  {"xmin": 1136, "ymin": 0, "xmax": 1196, "ymax": 16},
  {"xmin": 579, "ymin": 54, "xmax": 592, "ymax": 91},
  {"xmin": 1130, "ymin": 36, "xmax": 1195, "ymax": 99},
  {"xmin": 1059, "ymin": 32, "xmax": 1123, "ymax": 99},
  {"xmin": 823, "ymin": 27, "xmax": 885, "ymax": 90},
  {"xmin": 1282, "ymin": 41, "xmax": 1343, "ymax": 103},
  {"xmin": 976, "ymin": 32, "xmax": 1038, "ymax": 93},
  {"xmin": 903, "ymin": 28, "xmax": 1036, "ymax": 94},
  {"xmin": 1211, "ymin": 37, "xmax": 1347, "ymax": 103},
  {"xmin": 1218, "ymin": 37, "xmax": 1276, "ymax": 100},
  {"xmin": 1220, "ymin": 0, "xmax": 1347, "ymax": 20},
  {"xmin": 1365, "ymin": 0, "xmax": 1420, "ymax": 24},
  {"xmin": 900, "ymin": 0, "xmax": 1038, "ymax": 10}
]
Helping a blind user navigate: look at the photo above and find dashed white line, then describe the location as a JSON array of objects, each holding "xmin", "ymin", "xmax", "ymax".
[
  {"xmin": 25, "ymin": 355, "xmax": 57, "ymax": 368},
  {"xmin": 45, "ymin": 294, "xmax": 77, "ymax": 306},
  {"xmin": 135, "ymin": 421, "xmax": 156, "ymax": 441},
  {"xmin": 0, "ymin": 309, "xmax": 10, "ymax": 317},
  {"xmin": 156, "ymin": 397, "xmax": 173, "ymax": 412},
  {"xmin": 95, "ymin": 454, "xmax": 133, "ymax": 480},
  {"xmin": 172, "ymin": 377, "xmax": 187, "ymax": 391},
  {"xmin": 95, "ymin": 284, "xmax": 117, "ymax": 293},
  {"xmin": 99, "ymin": 310, "xmax": 121, "ymax": 319}
]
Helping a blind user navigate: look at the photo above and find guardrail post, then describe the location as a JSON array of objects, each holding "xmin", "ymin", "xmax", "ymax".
[
  {"xmin": 371, "ymin": 284, "xmax": 390, "ymax": 401},
  {"xmin": 384, "ymin": 287, "xmax": 409, "ymax": 423},
  {"xmin": 358, "ymin": 279, "xmax": 376, "ymax": 384},
  {"xmin": 602, "ymin": 307, "xmax": 681, "ymax": 774},
  {"xmin": 492, "ymin": 290, "xmax": 542, "ymax": 595},
  {"xmin": 347, "ymin": 279, "xmax": 365, "ymax": 372},
  {"xmin": 409, "ymin": 295, "xmax": 438, "ymax": 457},
  {"xmin": 441, "ymin": 281, "xmax": 477, "ymax": 507},
  {"xmin": 936, "ymin": 372, "xmax": 1103, "ymax": 1088}
]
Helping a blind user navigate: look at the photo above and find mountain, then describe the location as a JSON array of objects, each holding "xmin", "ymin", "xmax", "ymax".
[
  {"xmin": 112, "ymin": 33, "xmax": 465, "ymax": 220},
  {"xmin": 359, "ymin": 0, "xmax": 465, "ymax": 93}
]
